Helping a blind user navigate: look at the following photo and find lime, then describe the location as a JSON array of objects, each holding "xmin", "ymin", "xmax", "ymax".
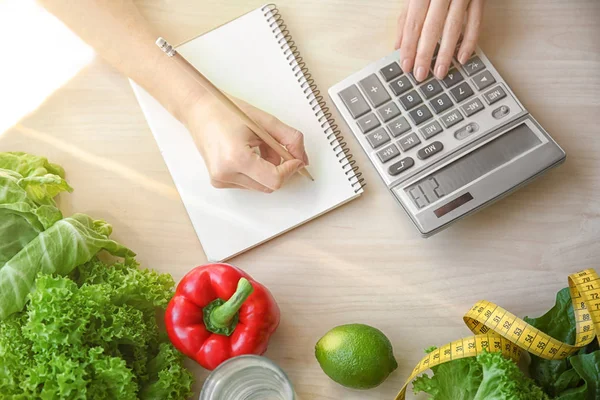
[{"xmin": 315, "ymin": 323, "xmax": 398, "ymax": 389}]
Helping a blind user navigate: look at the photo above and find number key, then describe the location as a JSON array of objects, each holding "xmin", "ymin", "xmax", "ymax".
[
  {"xmin": 398, "ymin": 90, "xmax": 423, "ymax": 110},
  {"xmin": 389, "ymin": 75, "xmax": 413, "ymax": 96},
  {"xmin": 419, "ymin": 80, "xmax": 443, "ymax": 99},
  {"xmin": 429, "ymin": 93, "xmax": 453, "ymax": 114},
  {"xmin": 449, "ymin": 82, "xmax": 474, "ymax": 103},
  {"xmin": 408, "ymin": 104, "xmax": 433, "ymax": 125},
  {"xmin": 441, "ymin": 68, "xmax": 464, "ymax": 88}
]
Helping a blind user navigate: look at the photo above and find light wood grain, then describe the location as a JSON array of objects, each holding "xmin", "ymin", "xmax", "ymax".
[{"xmin": 1, "ymin": 1, "xmax": 600, "ymax": 399}]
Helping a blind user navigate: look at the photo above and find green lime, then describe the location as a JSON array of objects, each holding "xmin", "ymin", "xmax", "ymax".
[{"xmin": 315, "ymin": 323, "xmax": 398, "ymax": 390}]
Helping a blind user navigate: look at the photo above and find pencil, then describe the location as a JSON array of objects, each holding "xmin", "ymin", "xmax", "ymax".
[{"xmin": 156, "ymin": 37, "xmax": 314, "ymax": 181}]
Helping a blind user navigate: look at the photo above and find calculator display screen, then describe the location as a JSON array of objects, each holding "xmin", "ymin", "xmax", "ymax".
[{"xmin": 405, "ymin": 123, "xmax": 542, "ymax": 210}]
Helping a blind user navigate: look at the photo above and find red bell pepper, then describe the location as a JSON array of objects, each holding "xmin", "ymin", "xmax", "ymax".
[{"xmin": 165, "ymin": 263, "xmax": 280, "ymax": 370}]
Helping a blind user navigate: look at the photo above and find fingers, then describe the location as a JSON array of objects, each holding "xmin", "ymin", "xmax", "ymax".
[
  {"xmin": 457, "ymin": 0, "xmax": 484, "ymax": 64},
  {"xmin": 399, "ymin": 0, "xmax": 430, "ymax": 74},
  {"xmin": 394, "ymin": 6, "xmax": 408, "ymax": 49},
  {"xmin": 413, "ymin": 0, "xmax": 451, "ymax": 82},
  {"xmin": 249, "ymin": 111, "xmax": 309, "ymax": 165},
  {"xmin": 259, "ymin": 143, "xmax": 281, "ymax": 166},
  {"xmin": 434, "ymin": 0, "xmax": 468, "ymax": 77},
  {"xmin": 244, "ymin": 152, "xmax": 304, "ymax": 191}
]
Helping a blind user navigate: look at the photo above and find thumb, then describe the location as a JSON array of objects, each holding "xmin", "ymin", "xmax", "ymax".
[{"xmin": 276, "ymin": 159, "xmax": 304, "ymax": 183}]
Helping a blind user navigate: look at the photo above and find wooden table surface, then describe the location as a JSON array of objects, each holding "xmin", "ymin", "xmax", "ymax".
[{"xmin": 2, "ymin": 0, "xmax": 599, "ymax": 398}]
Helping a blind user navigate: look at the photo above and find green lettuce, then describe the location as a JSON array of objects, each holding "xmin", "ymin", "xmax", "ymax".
[
  {"xmin": 413, "ymin": 350, "xmax": 549, "ymax": 399},
  {"xmin": 0, "ymin": 213, "xmax": 134, "ymax": 320},
  {"xmin": 525, "ymin": 288, "xmax": 600, "ymax": 399},
  {"xmin": 0, "ymin": 257, "xmax": 193, "ymax": 399}
]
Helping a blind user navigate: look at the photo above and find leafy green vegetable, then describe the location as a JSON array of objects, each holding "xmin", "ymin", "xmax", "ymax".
[
  {"xmin": 413, "ymin": 350, "xmax": 549, "ymax": 399},
  {"xmin": 0, "ymin": 257, "xmax": 193, "ymax": 399},
  {"xmin": 413, "ymin": 349, "xmax": 482, "ymax": 400},
  {"xmin": 525, "ymin": 288, "xmax": 600, "ymax": 399},
  {"xmin": 0, "ymin": 213, "xmax": 135, "ymax": 320}
]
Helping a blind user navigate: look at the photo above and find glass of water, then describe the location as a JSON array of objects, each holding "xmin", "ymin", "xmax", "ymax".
[{"xmin": 199, "ymin": 355, "xmax": 295, "ymax": 400}]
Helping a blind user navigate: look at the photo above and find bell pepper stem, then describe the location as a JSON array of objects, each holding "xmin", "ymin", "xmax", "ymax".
[{"xmin": 209, "ymin": 278, "xmax": 254, "ymax": 329}]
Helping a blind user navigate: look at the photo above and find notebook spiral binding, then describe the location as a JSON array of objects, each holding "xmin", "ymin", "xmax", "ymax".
[{"xmin": 262, "ymin": 4, "xmax": 365, "ymax": 193}]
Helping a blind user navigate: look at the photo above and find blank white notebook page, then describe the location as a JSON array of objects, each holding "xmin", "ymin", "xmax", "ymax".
[{"xmin": 131, "ymin": 5, "xmax": 361, "ymax": 261}]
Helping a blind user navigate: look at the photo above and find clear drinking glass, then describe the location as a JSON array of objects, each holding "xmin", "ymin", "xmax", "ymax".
[{"xmin": 199, "ymin": 355, "xmax": 295, "ymax": 400}]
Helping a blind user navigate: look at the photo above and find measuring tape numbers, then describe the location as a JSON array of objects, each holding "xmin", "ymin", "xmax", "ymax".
[{"xmin": 395, "ymin": 268, "xmax": 600, "ymax": 400}]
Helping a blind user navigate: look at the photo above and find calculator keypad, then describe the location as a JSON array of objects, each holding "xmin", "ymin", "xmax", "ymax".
[
  {"xmin": 376, "ymin": 102, "xmax": 401, "ymax": 122},
  {"xmin": 408, "ymin": 104, "xmax": 433, "ymax": 125},
  {"xmin": 389, "ymin": 76, "xmax": 413, "ymax": 96},
  {"xmin": 387, "ymin": 116, "xmax": 411, "ymax": 137},
  {"xmin": 335, "ymin": 50, "xmax": 522, "ymax": 181},
  {"xmin": 357, "ymin": 112, "xmax": 380, "ymax": 133},
  {"xmin": 359, "ymin": 74, "xmax": 390, "ymax": 107},
  {"xmin": 429, "ymin": 93, "xmax": 453, "ymax": 114},
  {"xmin": 398, "ymin": 90, "xmax": 423, "ymax": 110},
  {"xmin": 449, "ymin": 82, "xmax": 474, "ymax": 103},
  {"xmin": 366, "ymin": 128, "xmax": 390, "ymax": 148},
  {"xmin": 419, "ymin": 80, "xmax": 444, "ymax": 99}
]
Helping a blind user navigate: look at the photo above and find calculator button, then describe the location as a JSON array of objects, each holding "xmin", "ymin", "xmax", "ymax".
[
  {"xmin": 454, "ymin": 122, "xmax": 480, "ymax": 140},
  {"xmin": 388, "ymin": 157, "xmax": 415, "ymax": 176},
  {"xmin": 483, "ymin": 85, "xmax": 507, "ymax": 105},
  {"xmin": 441, "ymin": 69, "xmax": 464, "ymax": 88},
  {"xmin": 366, "ymin": 128, "xmax": 390, "ymax": 149},
  {"xmin": 408, "ymin": 104, "xmax": 433, "ymax": 125},
  {"xmin": 398, "ymin": 90, "xmax": 423, "ymax": 110},
  {"xmin": 376, "ymin": 143, "xmax": 400, "ymax": 163},
  {"xmin": 359, "ymin": 74, "xmax": 391, "ymax": 107},
  {"xmin": 419, "ymin": 121, "xmax": 443, "ymax": 140},
  {"xmin": 339, "ymin": 85, "xmax": 370, "ymax": 119},
  {"xmin": 449, "ymin": 82, "xmax": 474, "ymax": 103},
  {"xmin": 397, "ymin": 132, "xmax": 421, "ymax": 151},
  {"xmin": 380, "ymin": 62, "xmax": 403, "ymax": 82},
  {"xmin": 440, "ymin": 109, "xmax": 464, "ymax": 128},
  {"xmin": 463, "ymin": 56, "xmax": 486, "ymax": 76},
  {"xmin": 389, "ymin": 76, "xmax": 413, "ymax": 96},
  {"xmin": 417, "ymin": 141, "xmax": 443, "ymax": 160},
  {"xmin": 492, "ymin": 105, "xmax": 511, "ymax": 119},
  {"xmin": 410, "ymin": 70, "xmax": 433, "ymax": 82},
  {"xmin": 429, "ymin": 93, "xmax": 453, "ymax": 114},
  {"xmin": 376, "ymin": 102, "xmax": 401, "ymax": 122},
  {"xmin": 387, "ymin": 116, "xmax": 411, "ymax": 137},
  {"xmin": 419, "ymin": 79, "xmax": 444, "ymax": 99},
  {"xmin": 357, "ymin": 112, "xmax": 380, "ymax": 133},
  {"xmin": 471, "ymin": 70, "xmax": 496, "ymax": 90},
  {"xmin": 461, "ymin": 97, "xmax": 485, "ymax": 117}
]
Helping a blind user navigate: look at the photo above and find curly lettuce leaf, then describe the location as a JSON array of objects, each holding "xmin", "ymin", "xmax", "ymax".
[
  {"xmin": 569, "ymin": 351, "xmax": 600, "ymax": 400},
  {"xmin": 0, "ymin": 151, "xmax": 66, "ymax": 180},
  {"xmin": 414, "ymin": 350, "xmax": 549, "ymax": 400},
  {"xmin": 413, "ymin": 347, "xmax": 482, "ymax": 400},
  {"xmin": 0, "ymin": 213, "xmax": 134, "ymax": 320},
  {"xmin": 0, "ymin": 258, "xmax": 193, "ymax": 399}
]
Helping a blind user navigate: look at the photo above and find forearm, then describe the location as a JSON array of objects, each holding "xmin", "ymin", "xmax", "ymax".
[{"xmin": 37, "ymin": 0, "xmax": 203, "ymax": 122}]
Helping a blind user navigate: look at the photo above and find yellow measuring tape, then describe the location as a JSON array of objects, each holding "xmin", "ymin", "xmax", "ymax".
[{"xmin": 395, "ymin": 269, "xmax": 600, "ymax": 400}]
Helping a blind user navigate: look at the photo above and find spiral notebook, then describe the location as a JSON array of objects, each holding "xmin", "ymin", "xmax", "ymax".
[{"xmin": 130, "ymin": 4, "xmax": 364, "ymax": 262}]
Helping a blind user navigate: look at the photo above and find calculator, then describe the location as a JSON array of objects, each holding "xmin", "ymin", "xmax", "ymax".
[{"xmin": 329, "ymin": 48, "xmax": 566, "ymax": 236}]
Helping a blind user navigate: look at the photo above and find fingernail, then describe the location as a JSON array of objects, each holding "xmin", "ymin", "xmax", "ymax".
[
  {"xmin": 458, "ymin": 52, "xmax": 469, "ymax": 65},
  {"xmin": 401, "ymin": 58, "xmax": 411, "ymax": 73},
  {"xmin": 415, "ymin": 66, "xmax": 426, "ymax": 82},
  {"xmin": 434, "ymin": 64, "xmax": 448, "ymax": 79}
]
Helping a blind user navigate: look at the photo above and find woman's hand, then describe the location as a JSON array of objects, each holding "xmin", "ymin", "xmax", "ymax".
[
  {"xmin": 395, "ymin": 0, "xmax": 485, "ymax": 82},
  {"xmin": 183, "ymin": 96, "xmax": 309, "ymax": 193}
]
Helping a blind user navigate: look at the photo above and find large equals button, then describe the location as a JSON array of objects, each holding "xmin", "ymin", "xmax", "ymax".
[{"xmin": 417, "ymin": 141, "xmax": 443, "ymax": 160}]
